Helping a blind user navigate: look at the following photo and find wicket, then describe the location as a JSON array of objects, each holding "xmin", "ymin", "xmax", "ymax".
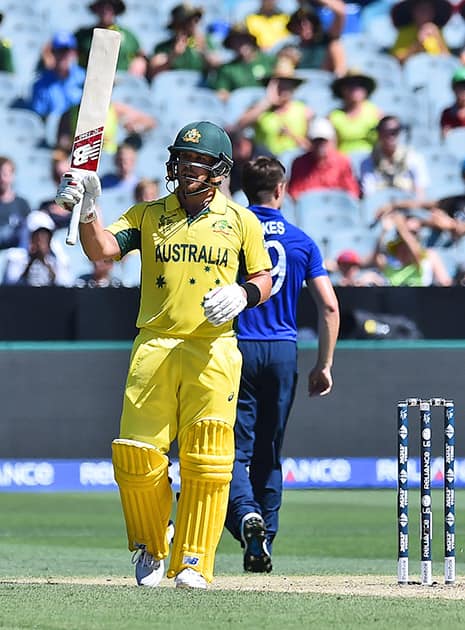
[{"xmin": 397, "ymin": 397, "xmax": 456, "ymax": 586}]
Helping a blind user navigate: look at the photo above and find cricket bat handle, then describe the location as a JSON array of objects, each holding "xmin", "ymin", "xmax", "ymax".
[{"xmin": 66, "ymin": 200, "xmax": 82, "ymax": 246}]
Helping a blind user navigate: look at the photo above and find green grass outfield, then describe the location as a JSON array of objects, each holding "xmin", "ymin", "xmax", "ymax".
[{"xmin": 1, "ymin": 490, "xmax": 465, "ymax": 629}]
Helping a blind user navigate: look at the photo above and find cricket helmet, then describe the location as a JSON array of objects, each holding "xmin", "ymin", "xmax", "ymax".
[{"xmin": 167, "ymin": 121, "xmax": 233, "ymax": 189}]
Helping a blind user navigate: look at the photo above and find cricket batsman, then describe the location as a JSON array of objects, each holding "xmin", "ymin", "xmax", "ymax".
[{"xmin": 55, "ymin": 120, "xmax": 272, "ymax": 589}]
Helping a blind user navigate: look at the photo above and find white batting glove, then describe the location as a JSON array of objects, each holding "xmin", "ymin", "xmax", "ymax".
[
  {"xmin": 203, "ymin": 283, "xmax": 247, "ymax": 326},
  {"xmin": 55, "ymin": 169, "xmax": 101, "ymax": 223}
]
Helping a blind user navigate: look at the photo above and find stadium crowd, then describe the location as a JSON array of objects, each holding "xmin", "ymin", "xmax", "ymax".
[{"xmin": 2, "ymin": 0, "xmax": 465, "ymax": 287}]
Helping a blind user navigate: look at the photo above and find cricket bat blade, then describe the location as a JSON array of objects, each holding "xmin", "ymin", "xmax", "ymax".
[{"xmin": 66, "ymin": 28, "xmax": 121, "ymax": 246}]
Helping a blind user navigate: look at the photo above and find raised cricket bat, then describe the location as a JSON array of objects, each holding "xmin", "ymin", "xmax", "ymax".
[{"xmin": 66, "ymin": 28, "xmax": 121, "ymax": 245}]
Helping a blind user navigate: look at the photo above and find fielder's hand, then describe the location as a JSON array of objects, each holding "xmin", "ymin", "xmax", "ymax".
[
  {"xmin": 203, "ymin": 283, "xmax": 247, "ymax": 326},
  {"xmin": 55, "ymin": 169, "xmax": 101, "ymax": 223}
]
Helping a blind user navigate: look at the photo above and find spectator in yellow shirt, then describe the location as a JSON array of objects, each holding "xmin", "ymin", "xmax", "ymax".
[
  {"xmin": 389, "ymin": 0, "xmax": 452, "ymax": 63},
  {"xmin": 245, "ymin": 0, "xmax": 291, "ymax": 51}
]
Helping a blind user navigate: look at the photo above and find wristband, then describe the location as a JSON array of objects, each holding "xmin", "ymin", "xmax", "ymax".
[{"xmin": 242, "ymin": 282, "xmax": 261, "ymax": 308}]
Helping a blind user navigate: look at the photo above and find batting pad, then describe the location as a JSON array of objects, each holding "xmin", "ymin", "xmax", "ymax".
[
  {"xmin": 112, "ymin": 439, "xmax": 173, "ymax": 559},
  {"xmin": 167, "ymin": 420, "xmax": 234, "ymax": 582}
]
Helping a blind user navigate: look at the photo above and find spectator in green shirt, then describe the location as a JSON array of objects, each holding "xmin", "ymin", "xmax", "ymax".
[
  {"xmin": 0, "ymin": 13, "xmax": 14, "ymax": 73},
  {"xmin": 208, "ymin": 26, "xmax": 277, "ymax": 102},
  {"xmin": 147, "ymin": 4, "xmax": 221, "ymax": 82},
  {"xmin": 75, "ymin": 0, "xmax": 147, "ymax": 76}
]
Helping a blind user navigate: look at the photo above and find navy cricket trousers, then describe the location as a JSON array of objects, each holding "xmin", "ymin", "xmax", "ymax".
[{"xmin": 225, "ymin": 340, "xmax": 298, "ymax": 551}]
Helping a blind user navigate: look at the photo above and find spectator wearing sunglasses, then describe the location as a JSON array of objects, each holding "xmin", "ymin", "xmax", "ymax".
[{"xmin": 359, "ymin": 115, "xmax": 429, "ymax": 198}]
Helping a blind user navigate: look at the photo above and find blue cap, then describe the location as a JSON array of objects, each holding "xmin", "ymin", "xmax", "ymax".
[{"xmin": 52, "ymin": 31, "xmax": 77, "ymax": 50}]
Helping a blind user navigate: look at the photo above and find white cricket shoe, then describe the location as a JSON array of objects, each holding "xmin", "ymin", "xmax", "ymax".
[
  {"xmin": 133, "ymin": 548, "xmax": 165, "ymax": 587},
  {"xmin": 133, "ymin": 521, "xmax": 175, "ymax": 587},
  {"xmin": 175, "ymin": 568, "xmax": 207, "ymax": 590}
]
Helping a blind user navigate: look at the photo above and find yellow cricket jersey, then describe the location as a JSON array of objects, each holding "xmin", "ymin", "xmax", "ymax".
[{"xmin": 106, "ymin": 189, "xmax": 271, "ymax": 338}]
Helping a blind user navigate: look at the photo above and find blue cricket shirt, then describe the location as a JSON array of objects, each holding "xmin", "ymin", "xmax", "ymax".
[{"xmin": 236, "ymin": 204, "xmax": 327, "ymax": 342}]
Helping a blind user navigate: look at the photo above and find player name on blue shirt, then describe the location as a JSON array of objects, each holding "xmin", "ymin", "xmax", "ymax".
[{"xmin": 236, "ymin": 205, "xmax": 327, "ymax": 342}]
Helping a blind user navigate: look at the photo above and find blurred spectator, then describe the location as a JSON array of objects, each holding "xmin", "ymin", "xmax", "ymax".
[
  {"xmin": 0, "ymin": 156, "xmax": 31, "ymax": 251},
  {"xmin": 38, "ymin": 147, "xmax": 72, "ymax": 229},
  {"xmin": 231, "ymin": 70, "xmax": 313, "ymax": 156},
  {"xmin": 228, "ymin": 129, "xmax": 273, "ymax": 195},
  {"xmin": 360, "ymin": 115, "xmax": 429, "ymax": 197},
  {"xmin": 147, "ymin": 3, "xmax": 221, "ymax": 82},
  {"xmin": 2, "ymin": 211, "xmax": 71, "ymax": 286},
  {"xmin": 454, "ymin": 263, "xmax": 465, "ymax": 286},
  {"xmin": 208, "ymin": 26, "xmax": 277, "ymax": 101},
  {"xmin": 57, "ymin": 99, "xmax": 157, "ymax": 156},
  {"xmin": 288, "ymin": 117, "xmax": 359, "ymax": 200},
  {"xmin": 274, "ymin": 43, "xmax": 302, "ymax": 75},
  {"xmin": 370, "ymin": 209, "xmax": 452, "ymax": 286},
  {"xmin": 329, "ymin": 69, "xmax": 381, "ymax": 155},
  {"xmin": 29, "ymin": 31, "xmax": 85, "ymax": 120},
  {"xmin": 389, "ymin": 0, "xmax": 451, "ymax": 64},
  {"xmin": 75, "ymin": 0, "xmax": 146, "ymax": 76},
  {"xmin": 329, "ymin": 249, "xmax": 386, "ymax": 286},
  {"xmin": 100, "ymin": 142, "xmax": 139, "ymax": 193},
  {"xmin": 75, "ymin": 258, "xmax": 122, "ymax": 288},
  {"xmin": 286, "ymin": 2, "xmax": 346, "ymax": 75},
  {"xmin": 0, "ymin": 12, "xmax": 14, "ymax": 73},
  {"xmin": 244, "ymin": 0, "xmax": 292, "ymax": 52},
  {"xmin": 370, "ymin": 194, "xmax": 465, "ymax": 249},
  {"xmin": 440, "ymin": 66, "xmax": 465, "ymax": 137},
  {"xmin": 134, "ymin": 177, "xmax": 160, "ymax": 202}
]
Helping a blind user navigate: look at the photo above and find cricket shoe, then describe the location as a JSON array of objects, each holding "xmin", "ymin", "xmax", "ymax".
[
  {"xmin": 241, "ymin": 512, "xmax": 272, "ymax": 573},
  {"xmin": 175, "ymin": 568, "xmax": 207, "ymax": 590},
  {"xmin": 133, "ymin": 520, "xmax": 175, "ymax": 587}
]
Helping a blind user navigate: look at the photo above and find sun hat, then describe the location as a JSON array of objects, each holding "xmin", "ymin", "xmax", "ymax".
[
  {"xmin": 391, "ymin": 0, "xmax": 452, "ymax": 28},
  {"xmin": 331, "ymin": 69, "xmax": 376, "ymax": 99}
]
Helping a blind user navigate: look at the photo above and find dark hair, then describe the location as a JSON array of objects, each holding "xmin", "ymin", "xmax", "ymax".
[
  {"xmin": 377, "ymin": 115, "xmax": 401, "ymax": 132},
  {"xmin": 242, "ymin": 156, "xmax": 286, "ymax": 205}
]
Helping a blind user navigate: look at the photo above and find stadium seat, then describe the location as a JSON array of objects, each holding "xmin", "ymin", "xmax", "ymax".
[
  {"xmin": 151, "ymin": 70, "xmax": 204, "ymax": 103},
  {"xmin": 325, "ymin": 226, "xmax": 379, "ymax": 261},
  {"xmin": 44, "ymin": 1, "xmax": 94, "ymax": 34},
  {"xmin": 360, "ymin": 3, "xmax": 398, "ymax": 49},
  {"xmin": 51, "ymin": 228, "xmax": 94, "ymax": 282},
  {"xmin": 341, "ymin": 33, "xmax": 384, "ymax": 64},
  {"xmin": 118, "ymin": 4, "xmax": 171, "ymax": 53},
  {"xmin": 437, "ymin": 245, "xmax": 459, "ymax": 275},
  {"xmin": 360, "ymin": 187, "xmax": 414, "ymax": 226},
  {"xmin": 0, "ymin": 108, "xmax": 46, "ymax": 147},
  {"xmin": 443, "ymin": 128, "xmax": 465, "ymax": 163},
  {"xmin": 370, "ymin": 87, "xmax": 420, "ymax": 127},
  {"xmin": 223, "ymin": 86, "xmax": 266, "ymax": 126},
  {"xmin": 281, "ymin": 195, "xmax": 297, "ymax": 225},
  {"xmin": 421, "ymin": 146, "xmax": 463, "ymax": 198},
  {"xmin": 152, "ymin": 89, "xmax": 226, "ymax": 139},
  {"xmin": 350, "ymin": 150, "xmax": 370, "ymax": 181},
  {"xmin": 292, "ymin": 69, "xmax": 334, "ymax": 90},
  {"xmin": 443, "ymin": 12, "xmax": 465, "ymax": 50},
  {"xmin": 295, "ymin": 190, "xmax": 362, "ymax": 241},
  {"xmin": 98, "ymin": 189, "xmax": 134, "ymax": 225},
  {"xmin": 121, "ymin": 250, "xmax": 141, "ymax": 287},
  {"xmin": 113, "ymin": 73, "xmax": 154, "ymax": 109},
  {"xmin": 403, "ymin": 53, "xmax": 461, "ymax": 93},
  {"xmin": 15, "ymin": 147, "xmax": 57, "ymax": 210},
  {"xmin": 133, "ymin": 141, "xmax": 170, "ymax": 181},
  {"xmin": 0, "ymin": 72, "xmax": 23, "ymax": 108},
  {"xmin": 344, "ymin": 52, "xmax": 404, "ymax": 90},
  {"xmin": 294, "ymin": 84, "xmax": 339, "ymax": 117}
]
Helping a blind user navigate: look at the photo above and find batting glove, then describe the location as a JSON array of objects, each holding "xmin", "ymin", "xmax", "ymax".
[
  {"xmin": 55, "ymin": 169, "xmax": 101, "ymax": 223},
  {"xmin": 203, "ymin": 283, "xmax": 247, "ymax": 326}
]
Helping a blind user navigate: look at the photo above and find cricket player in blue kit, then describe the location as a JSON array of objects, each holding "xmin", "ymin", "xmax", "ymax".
[{"xmin": 225, "ymin": 156, "xmax": 340, "ymax": 572}]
